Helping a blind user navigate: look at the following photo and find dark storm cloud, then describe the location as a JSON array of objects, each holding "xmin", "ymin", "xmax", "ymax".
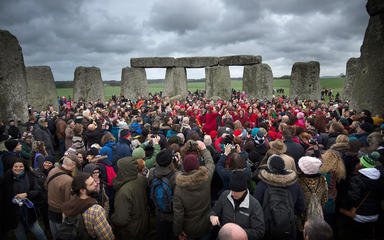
[{"xmin": 0, "ymin": 0, "xmax": 369, "ymax": 79}]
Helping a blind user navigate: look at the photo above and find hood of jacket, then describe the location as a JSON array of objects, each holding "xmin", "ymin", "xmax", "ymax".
[
  {"xmin": 176, "ymin": 166, "xmax": 209, "ymax": 189},
  {"xmin": 113, "ymin": 156, "xmax": 138, "ymax": 190},
  {"xmin": 61, "ymin": 197, "xmax": 97, "ymax": 217},
  {"xmin": 358, "ymin": 168, "xmax": 381, "ymax": 180},
  {"xmin": 258, "ymin": 168, "xmax": 297, "ymax": 187},
  {"xmin": 330, "ymin": 142, "xmax": 349, "ymax": 152}
]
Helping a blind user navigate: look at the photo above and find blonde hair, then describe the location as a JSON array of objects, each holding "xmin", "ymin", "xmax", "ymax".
[
  {"xmin": 335, "ymin": 134, "xmax": 349, "ymax": 144},
  {"xmin": 320, "ymin": 150, "xmax": 346, "ymax": 182}
]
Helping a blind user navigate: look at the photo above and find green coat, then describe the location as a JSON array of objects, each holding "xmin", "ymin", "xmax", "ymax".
[
  {"xmin": 111, "ymin": 157, "xmax": 149, "ymax": 240},
  {"xmin": 173, "ymin": 149, "xmax": 215, "ymax": 238}
]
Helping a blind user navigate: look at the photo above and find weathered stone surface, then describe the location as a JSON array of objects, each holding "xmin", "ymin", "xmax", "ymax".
[
  {"xmin": 26, "ymin": 66, "xmax": 57, "ymax": 111},
  {"xmin": 350, "ymin": 0, "xmax": 384, "ymax": 115},
  {"xmin": 366, "ymin": 0, "xmax": 384, "ymax": 16},
  {"xmin": 342, "ymin": 58, "xmax": 360, "ymax": 100},
  {"xmin": 164, "ymin": 67, "xmax": 187, "ymax": 97},
  {"xmin": 243, "ymin": 64, "xmax": 273, "ymax": 99},
  {"xmin": 205, "ymin": 66, "xmax": 231, "ymax": 99},
  {"xmin": 121, "ymin": 67, "xmax": 148, "ymax": 99},
  {"xmin": 73, "ymin": 67, "xmax": 104, "ymax": 102},
  {"xmin": 176, "ymin": 57, "xmax": 218, "ymax": 68},
  {"xmin": 290, "ymin": 61, "xmax": 321, "ymax": 100},
  {"xmin": 130, "ymin": 57, "xmax": 175, "ymax": 68},
  {"xmin": 219, "ymin": 55, "xmax": 262, "ymax": 66},
  {"xmin": 0, "ymin": 30, "xmax": 28, "ymax": 122}
]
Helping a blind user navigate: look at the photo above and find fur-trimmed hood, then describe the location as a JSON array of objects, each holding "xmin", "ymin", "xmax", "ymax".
[
  {"xmin": 176, "ymin": 166, "xmax": 209, "ymax": 189},
  {"xmin": 258, "ymin": 168, "xmax": 297, "ymax": 187},
  {"xmin": 330, "ymin": 142, "xmax": 349, "ymax": 152}
]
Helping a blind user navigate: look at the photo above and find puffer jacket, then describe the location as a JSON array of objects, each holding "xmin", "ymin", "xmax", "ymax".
[
  {"xmin": 111, "ymin": 157, "xmax": 149, "ymax": 240},
  {"xmin": 173, "ymin": 149, "xmax": 214, "ymax": 238}
]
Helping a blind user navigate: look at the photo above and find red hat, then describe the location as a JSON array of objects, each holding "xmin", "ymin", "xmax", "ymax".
[
  {"xmin": 209, "ymin": 130, "xmax": 218, "ymax": 140},
  {"xmin": 183, "ymin": 153, "xmax": 200, "ymax": 172},
  {"xmin": 233, "ymin": 129, "xmax": 242, "ymax": 137}
]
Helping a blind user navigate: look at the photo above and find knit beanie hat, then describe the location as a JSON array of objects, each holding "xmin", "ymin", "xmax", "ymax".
[
  {"xmin": 132, "ymin": 147, "xmax": 145, "ymax": 160},
  {"xmin": 267, "ymin": 154, "xmax": 286, "ymax": 174},
  {"xmin": 156, "ymin": 149, "xmax": 173, "ymax": 167},
  {"xmin": 183, "ymin": 153, "xmax": 200, "ymax": 172},
  {"xmin": 360, "ymin": 151, "xmax": 380, "ymax": 168},
  {"xmin": 5, "ymin": 139, "xmax": 19, "ymax": 151},
  {"xmin": 229, "ymin": 171, "xmax": 248, "ymax": 192},
  {"xmin": 360, "ymin": 122, "xmax": 374, "ymax": 133},
  {"xmin": 298, "ymin": 156, "xmax": 322, "ymax": 175},
  {"xmin": 120, "ymin": 129, "xmax": 131, "ymax": 139},
  {"xmin": 87, "ymin": 147, "xmax": 99, "ymax": 156},
  {"xmin": 83, "ymin": 163, "xmax": 100, "ymax": 174}
]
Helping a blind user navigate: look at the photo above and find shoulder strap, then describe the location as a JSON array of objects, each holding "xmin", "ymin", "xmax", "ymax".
[
  {"xmin": 47, "ymin": 172, "xmax": 68, "ymax": 185},
  {"xmin": 356, "ymin": 191, "xmax": 371, "ymax": 210}
]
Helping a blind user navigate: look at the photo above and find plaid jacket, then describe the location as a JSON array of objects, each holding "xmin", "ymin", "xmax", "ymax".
[{"xmin": 83, "ymin": 204, "xmax": 114, "ymax": 240}]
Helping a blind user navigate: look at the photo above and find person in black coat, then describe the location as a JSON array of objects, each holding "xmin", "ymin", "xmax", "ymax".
[
  {"xmin": 1, "ymin": 159, "xmax": 47, "ymax": 240},
  {"xmin": 282, "ymin": 126, "xmax": 304, "ymax": 164}
]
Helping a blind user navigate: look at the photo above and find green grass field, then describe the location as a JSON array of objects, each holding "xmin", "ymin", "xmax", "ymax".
[{"xmin": 57, "ymin": 78, "xmax": 344, "ymax": 100}]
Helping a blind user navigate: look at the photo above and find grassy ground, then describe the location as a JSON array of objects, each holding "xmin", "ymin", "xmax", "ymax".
[{"xmin": 57, "ymin": 78, "xmax": 344, "ymax": 100}]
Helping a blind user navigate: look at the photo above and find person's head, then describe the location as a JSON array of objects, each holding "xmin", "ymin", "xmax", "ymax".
[
  {"xmin": 71, "ymin": 172, "xmax": 97, "ymax": 197},
  {"xmin": 73, "ymin": 124, "xmax": 83, "ymax": 136},
  {"xmin": 267, "ymin": 154, "xmax": 287, "ymax": 174},
  {"xmin": 303, "ymin": 218, "xmax": 333, "ymax": 240},
  {"xmin": 282, "ymin": 125, "xmax": 295, "ymax": 139},
  {"xmin": 61, "ymin": 155, "xmax": 78, "ymax": 172},
  {"xmin": 38, "ymin": 118, "xmax": 48, "ymax": 128},
  {"xmin": 33, "ymin": 140, "xmax": 47, "ymax": 155},
  {"xmin": 156, "ymin": 148, "xmax": 173, "ymax": 167},
  {"xmin": 229, "ymin": 170, "xmax": 248, "ymax": 199},
  {"xmin": 100, "ymin": 132, "xmax": 115, "ymax": 146},
  {"xmin": 359, "ymin": 151, "xmax": 380, "ymax": 169},
  {"xmin": 218, "ymin": 223, "xmax": 248, "ymax": 240},
  {"xmin": 12, "ymin": 159, "xmax": 26, "ymax": 176},
  {"xmin": 83, "ymin": 163, "xmax": 101, "ymax": 180},
  {"xmin": 5, "ymin": 139, "xmax": 22, "ymax": 152},
  {"xmin": 43, "ymin": 156, "xmax": 55, "ymax": 170},
  {"xmin": 320, "ymin": 150, "xmax": 346, "ymax": 182},
  {"xmin": 335, "ymin": 134, "xmax": 349, "ymax": 144},
  {"xmin": 298, "ymin": 156, "xmax": 322, "ymax": 175}
]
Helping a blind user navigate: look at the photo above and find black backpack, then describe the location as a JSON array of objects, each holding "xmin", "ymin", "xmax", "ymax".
[
  {"xmin": 56, "ymin": 213, "xmax": 92, "ymax": 240},
  {"xmin": 262, "ymin": 186, "xmax": 296, "ymax": 240}
]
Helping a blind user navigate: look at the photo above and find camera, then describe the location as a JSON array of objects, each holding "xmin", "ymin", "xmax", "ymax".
[
  {"xmin": 12, "ymin": 197, "xmax": 23, "ymax": 206},
  {"xmin": 309, "ymin": 138, "xmax": 317, "ymax": 144}
]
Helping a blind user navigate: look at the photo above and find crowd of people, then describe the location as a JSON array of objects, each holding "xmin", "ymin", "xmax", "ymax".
[{"xmin": 0, "ymin": 89, "xmax": 383, "ymax": 240}]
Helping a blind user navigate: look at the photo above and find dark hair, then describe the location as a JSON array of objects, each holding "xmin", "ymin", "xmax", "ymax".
[
  {"xmin": 304, "ymin": 218, "xmax": 333, "ymax": 240},
  {"xmin": 71, "ymin": 172, "xmax": 91, "ymax": 196}
]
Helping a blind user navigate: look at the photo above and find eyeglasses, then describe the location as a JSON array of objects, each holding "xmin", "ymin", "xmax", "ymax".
[{"xmin": 92, "ymin": 171, "xmax": 100, "ymax": 175}]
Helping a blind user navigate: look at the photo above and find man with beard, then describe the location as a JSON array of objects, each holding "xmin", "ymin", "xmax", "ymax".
[{"xmin": 61, "ymin": 172, "xmax": 114, "ymax": 240}]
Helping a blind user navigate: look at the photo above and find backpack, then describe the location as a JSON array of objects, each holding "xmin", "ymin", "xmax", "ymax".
[
  {"xmin": 98, "ymin": 162, "xmax": 117, "ymax": 187},
  {"xmin": 150, "ymin": 173, "xmax": 173, "ymax": 213},
  {"xmin": 56, "ymin": 214, "xmax": 92, "ymax": 240},
  {"xmin": 263, "ymin": 186, "xmax": 296, "ymax": 240}
]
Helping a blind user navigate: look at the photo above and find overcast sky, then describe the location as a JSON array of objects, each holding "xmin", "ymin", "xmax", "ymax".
[{"xmin": 0, "ymin": 0, "xmax": 369, "ymax": 80}]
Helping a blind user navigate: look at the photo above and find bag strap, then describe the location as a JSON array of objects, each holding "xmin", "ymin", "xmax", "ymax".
[
  {"xmin": 356, "ymin": 191, "xmax": 371, "ymax": 210},
  {"xmin": 47, "ymin": 172, "xmax": 68, "ymax": 185}
]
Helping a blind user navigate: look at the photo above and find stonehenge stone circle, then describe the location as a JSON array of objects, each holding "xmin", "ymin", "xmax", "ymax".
[
  {"xmin": 26, "ymin": 66, "xmax": 58, "ymax": 111},
  {"xmin": 73, "ymin": 66, "xmax": 105, "ymax": 102},
  {"xmin": 350, "ymin": 0, "xmax": 384, "ymax": 115},
  {"xmin": 290, "ymin": 61, "xmax": 321, "ymax": 100},
  {"xmin": 343, "ymin": 58, "xmax": 360, "ymax": 101},
  {"xmin": 205, "ymin": 66, "xmax": 231, "ymax": 99},
  {"xmin": 121, "ymin": 67, "xmax": 148, "ymax": 99},
  {"xmin": 0, "ymin": 30, "xmax": 28, "ymax": 122},
  {"xmin": 219, "ymin": 55, "xmax": 262, "ymax": 66},
  {"xmin": 243, "ymin": 63, "xmax": 273, "ymax": 99},
  {"xmin": 164, "ymin": 67, "xmax": 187, "ymax": 97}
]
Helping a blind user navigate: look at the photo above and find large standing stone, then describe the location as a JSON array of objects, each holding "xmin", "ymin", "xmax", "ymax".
[
  {"xmin": 131, "ymin": 57, "xmax": 175, "ymax": 68},
  {"xmin": 164, "ymin": 67, "xmax": 187, "ymax": 97},
  {"xmin": 26, "ymin": 66, "xmax": 57, "ymax": 111},
  {"xmin": 290, "ymin": 61, "xmax": 320, "ymax": 100},
  {"xmin": 243, "ymin": 64, "xmax": 273, "ymax": 99},
  {"xmin": 0, "ymin": 30, "xmax": 28, "ymax": 122},
  {"xmin": 219, "ymin": 55, "xmax": 262, "ymax": 66},
  {"xmin": 205, "ymin": 66, "xmax": 231, "ymax": 99},
  {"xmin": 176, "ymin": 57, "xmax": 219, "ymax": 68},
  {"xmin": 350, "ymin": 0, "xmax": 384, "ymax": 115},
  {"xmin": 73, "ymin": 67, "xmax": 104, "ymax": 102},
  {"xmin": 343, "ymin": 58, "xmax": 360, "ymax": 101},
  {"xmin": 121, "ymin": 67, "xmax": 148, "ymax": 99}
]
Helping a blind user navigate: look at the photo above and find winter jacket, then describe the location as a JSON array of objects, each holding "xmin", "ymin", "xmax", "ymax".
[
  {"xmin": 254, "ymin": 168, "xmax": 305, "ymax": 215},
  {"xmin": 33, "ymin": 125, "xmax": 54, "ymax": 156},
  {"xmin": 45, "ymin": 166, "xmax": 73, "ymax": 214},
  {"xmin": 210, "ymin": 190, "xmax": 265, "ymax": 240},
  {"xmin": 111, "ymin": 157, "xmax": 149, "ymax": 240},
  {"xmin": 284, "ymin": 138, "xmax": 305, "ymax": 164},
  {"xmin": 173, "ymin": 149, "xmax": 215, "ymax": 238},
  {"xmin": 346, "ymin": 168, "xmax": 381, "ymax": 219},
  {"xmin": 2, "ymin": 170, "xmax": 42, "ymax": 231},
  {"xmin": 84, "ymin": 128, "xmax": 103, "ymax": 149}
]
